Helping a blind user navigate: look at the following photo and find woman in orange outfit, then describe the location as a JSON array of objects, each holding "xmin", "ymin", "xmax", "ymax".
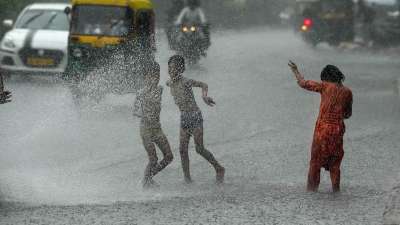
[{"xmin": 288, "ymin": 61, "xmax": 353, "ymax": 192}]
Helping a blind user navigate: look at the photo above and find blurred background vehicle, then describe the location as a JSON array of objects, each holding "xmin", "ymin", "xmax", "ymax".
[
  {"xmin": 168, "ymin": 0, "xmax": 211, "ymax": 64},
  {"xmin": 0, "ymin": 3, "xmax": 70, "ymax": 77},
  {"xmin": 280, "ymin": 0, "xmax": 400, "ymax": 47},
  {"xmin": 63, "ymin": 0, "xmax": 155, "ymax": 105},
  {"xmin": 173, "ymin": 23, "xmax": 207, "ymax": 65},
  {"xmin": 292, "ymin": 0, "xmax": 355, "ymax": 46},
  {"xmin": 369, "ymin": 0, "xmax": 400, "ymax": 47}
]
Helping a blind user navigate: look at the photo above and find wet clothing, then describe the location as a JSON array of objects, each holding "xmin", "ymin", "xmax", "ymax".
[
  {"xmin": 175, "ymin": 7, "xmax": 207, "ymax": 25},
  {"xmin": 181, "ymin": 110, "xmax": 203, "ymax": 131},
  {"xmin": 167, "ymin": 76, "xmax": 205, "ymax": 131},
  {"xmin": 298, "ymin": 80, "xmax": 353, "ymax": 191}
]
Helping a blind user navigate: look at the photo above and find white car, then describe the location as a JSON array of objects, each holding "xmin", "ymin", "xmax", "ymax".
[{"xmin": 0, "ymin": 3, "xmax": 70, "ymax": 75}]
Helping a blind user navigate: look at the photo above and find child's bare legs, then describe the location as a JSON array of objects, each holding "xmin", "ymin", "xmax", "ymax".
[
  {"xmin": 153, "ymin": 133, "xmax": 174, "ymax": 175},
  {"xmin": 142, "ymin": 131, "xmax": 173, "ymax": 187},
  {"xmin": 142, "ymin": 137, "xmax": 158, "ymax": 185},
  {"xmin": 180, "ymin": 129, "xmax": 192, "ymax": 183},
  {"xmin": 192, "ymin": 127, "xmax": 225, "ymax": 183}
]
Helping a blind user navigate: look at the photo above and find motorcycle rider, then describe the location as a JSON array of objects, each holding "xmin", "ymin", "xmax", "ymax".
[
  {"xmin": 174, "ymin": 0, "xmax": 210, "ymax": 54},
  {"xmin": 167, "ymin": 0, "xmax": 185, "ymax": 24},
  {"xmin": 175, "ymin": 0, "xmax": 207, "ymax": 25},
  {"xmin": 166, "ymin": 0, "xmax": 186, "ymax": 48}
]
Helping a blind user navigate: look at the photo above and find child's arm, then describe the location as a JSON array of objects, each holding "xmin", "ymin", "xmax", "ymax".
[
  {"xmin": 189, "ymin": 79, "xmax": 216, "ymax": 107},
  {"xmin": 288, "ymin": 61, "xmax": 322, "ymax": 93}
]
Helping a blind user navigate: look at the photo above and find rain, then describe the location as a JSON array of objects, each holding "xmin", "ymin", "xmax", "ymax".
[{"xmin": 0, "ymin": 0, "xmax": 399, "ymax": 224}]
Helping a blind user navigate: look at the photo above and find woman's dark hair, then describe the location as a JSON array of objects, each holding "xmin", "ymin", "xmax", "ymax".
[
  {"xmin": 168, "ymin": 55, "xmax": 185, "ymax": 74},
  {"xmin": 320, "ymin": 65, "xmax": 345, "ymax": 83}
]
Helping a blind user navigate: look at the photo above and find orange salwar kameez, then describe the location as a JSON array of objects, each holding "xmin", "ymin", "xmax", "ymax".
[{"xmin": 299, "ymin": 80, "xmax": 353, "ymax": 192}]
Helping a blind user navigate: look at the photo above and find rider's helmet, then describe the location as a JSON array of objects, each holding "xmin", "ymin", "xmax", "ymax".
[{"xmin": 187, "ymin": 0, "xmax": 200, "ymax": 10}]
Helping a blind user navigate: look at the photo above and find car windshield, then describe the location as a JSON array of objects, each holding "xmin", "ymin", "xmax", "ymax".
[
  {"xmin": 15, "ymin": 9, "xmax": 69, "ymax": 30},
  {"xmin": 70, "ymin": 5, "xmax": 132, "ymax": 37}
]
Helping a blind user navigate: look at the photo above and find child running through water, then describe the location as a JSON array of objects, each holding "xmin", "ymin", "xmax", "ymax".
[
  {"xmin": 288, "ymin": 61, "xmax": 353, "ymax": 192},
  {"xmin": 134, "ymin": 62, "xmax": 174, "ymax": 188},
  {"xmin": 166, "ymin": 55, "xmax": 225, "ymax": 184}
]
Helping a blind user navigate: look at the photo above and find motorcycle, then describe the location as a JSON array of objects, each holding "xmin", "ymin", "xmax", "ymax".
[{"xmin": 173, "ymin": 24, "xmax": 209, "ymax": 65}]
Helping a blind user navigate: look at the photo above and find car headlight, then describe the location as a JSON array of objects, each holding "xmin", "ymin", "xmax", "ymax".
[
  {"xmin": 3, "ymin": 38, "xmax": 16, "ymax": 49},
  {"xmin": 190, "ymin": 26, "xmax": 196, "ymax": 32},
  {"xmin": 72, "ymin": 48, "xmax": 83, "ymax": 58}
]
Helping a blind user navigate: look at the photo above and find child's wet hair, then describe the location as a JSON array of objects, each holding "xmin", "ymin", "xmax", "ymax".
[
  {"xmin": 321, "ymin": 65, "xmax": 345, "ymax": 83},
  {"xmin": 168, "ymin": 55, "xmax": 185, "ymax": 74}
]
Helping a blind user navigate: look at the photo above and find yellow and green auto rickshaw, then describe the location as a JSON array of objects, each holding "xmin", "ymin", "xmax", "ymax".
[
  {"xmin": 64, "ymin": 0, "xmax": 155, "ymax": 104},
  {"xmin": 294, "ymin": 0, "xmax": 354, "ymax": 46}
]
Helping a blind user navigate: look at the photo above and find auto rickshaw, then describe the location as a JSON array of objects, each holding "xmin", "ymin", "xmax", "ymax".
[
  {"xmin": 294, "ymin": 0, "xmax": 354, "ymax": 46},
  {"xmin": 64, "ymin": 0, "xmax": 155, "ymax": 104}
]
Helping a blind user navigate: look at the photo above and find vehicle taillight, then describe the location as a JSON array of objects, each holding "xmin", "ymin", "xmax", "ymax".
[{"xmin": 303, "ymin": 18, "xmax": 313, "ymax": 27}]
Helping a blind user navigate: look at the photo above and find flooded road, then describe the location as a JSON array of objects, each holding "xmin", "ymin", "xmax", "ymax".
[{"xmin": 0, "ymin": 28, "xmax": 399, "ymax": 224}]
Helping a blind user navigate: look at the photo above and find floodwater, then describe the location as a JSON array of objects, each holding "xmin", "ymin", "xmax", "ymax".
[{"xmin": 0, "ymin": 28, "xmax": 399, "ymax": 224}]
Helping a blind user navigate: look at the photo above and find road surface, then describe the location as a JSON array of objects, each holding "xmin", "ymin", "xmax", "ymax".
[{"xmin": 0, "ymin": 28, "xmax": 399, "ymax": 225}]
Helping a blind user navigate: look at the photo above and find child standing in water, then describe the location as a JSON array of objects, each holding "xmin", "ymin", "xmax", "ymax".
[
  {"xmin": 134, "ymin": 62, "xmax": 173, "ymax": 188},
  {"xmin": 288, "ymin": 61, "xmax": 353, "ymax": 192},
  {"xmin": 166, "ymin": 55, "xmax": 225, "ymax": 184}
]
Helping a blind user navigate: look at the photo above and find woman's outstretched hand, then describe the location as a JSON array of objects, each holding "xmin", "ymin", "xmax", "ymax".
[
  {"xmin": 288, "ymin": 60, "xmax": 298, "ymax": 72},
  {"xmin": 288, "ymin": 60, "xmax": 304, "ymax": 82}
]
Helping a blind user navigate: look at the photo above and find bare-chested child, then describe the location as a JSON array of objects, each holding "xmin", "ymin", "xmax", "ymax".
[
  {"xmin": 133, "ymin": 62, "xmax": 173, "ymax": 188},
  {"xmin": 166, "ymin": 55, "xmax": 225, "ymax": 184},
  {"xmin": 0, "ymin": 71, "xmax": 11, "ymax": 104}
]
